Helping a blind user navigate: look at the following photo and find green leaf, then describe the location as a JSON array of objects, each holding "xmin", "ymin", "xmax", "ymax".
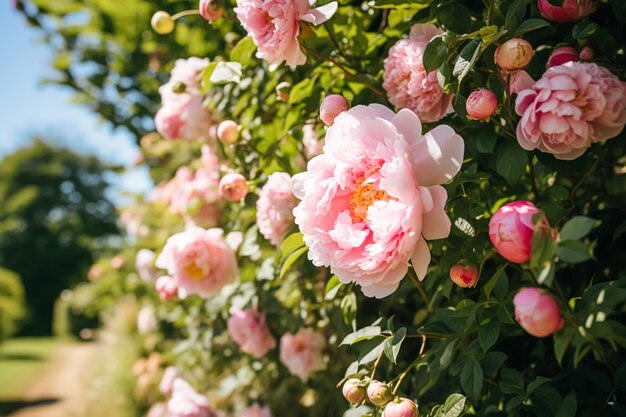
[
  {"xmin": 383, "ymin": 327, "xmax": 406, "ymax": 364},
  {"xmin": 513, "ymin": 18, "xmax": 550, "ymax": 36},
  {"xmin": 324, "ymin": 275, "xmax": 343, "ymax": 300},
  {"xmin": 495, "ymin": 142, "xmax": 527, "ymax": 185},
  {"xmin": 209, "ymin": 61, "xmax": 242, "ymax": 84},
  {"xmin": 460, "ymin": 358, "xmax": 483, "ymax": 400},
  {"xmin": 613, "ymin": 220, "xmax": 626, "ymax": 243},
  {"xmin": 483, "ymin": 264, "xmax": 507, "ymax": 299},
  {"xmin": 526, "ymin": 376, "xmax": 551, "ymax": 395},
  {"xmin": 279, "ymin": 246, "xmax": 308, "ymax": 278},
  {"xmin": 554, "ymin": 326, "xmax": 574, "ymax": 366},
  {"xmin": 505, "ymin": 0, "xmax": 527, "ymax": 29},
  {"xmin": 340, "ymin": 326, "xmax": 383, "ymax": 346},
  {"xmin": 442, "ymin": 393, "xmax": 467, "ymax": 417},
  {"xmin": 229, "ymin": 36, "xmax": 257, "ymax": 67},
  {"xmin": 340, "ymin": 292, "xmax": 357, "ymax": 326},
  {"xmin": 453, "ymin": 39, "xmax": 482, "ymax": 85},
  {"xmin": 572, "ymin": 21, "xmax": 598, "ymax": 40},
  {"xmin": 280, "ymin": 232, "xmax": 304, "ymax": 258},
  {"xmin": 559, "ymin": 216, "xmax": 595, "ymax": 241},
  {"xmin": 423, "ymin": 35, "xmax": 449, "ymax": 74},
  {"xmin": 439, "ymin": 339, "xmax": 458, "ymax": 368},
  {"xmin": 478, "ymin": 318, "xmax": 501, "ymax": 353},
  {"xmin": 288, "ymin": 75, "xmax": 319, "ymax": 104},
  {"xmin": 555, "ymin": 393, "xmax": 578, "ymax": 417},
  {"xmin": 556, "ymin": 240, "xmax": 592, "ymax": 264}
]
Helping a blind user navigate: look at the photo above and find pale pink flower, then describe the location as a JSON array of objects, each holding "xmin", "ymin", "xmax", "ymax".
[
  {"xmin": 538, "ymin": 0, "xmax": 597, "ymax": 22},
  {"xmin": 137, "ymin": 305, "xmax": 157, "ymax": 335},
  {"xmin": 515, "ymin": 62, "xmax": 626, "ymax": 160},
  {"xmin": 320, "ymin": 95, "xmax": 349, "ymax": 126},
  {"xmin": 383, "ymin": 24, "xmax": 453, "ymax": 123},
  {"xmin": 488, "ymin": 201, "xmax": 540, "ymax": 264},
  {"xmin": 136, "ymin": 249, "xmax": 157, "ymax": 282},
  {"xmin": 227, "ymin": 308, "xmax": 276, "ymax": 358},
  {"xmin": 155, "ymin": 95, "xmax": 212, "ymax": 141},
  {"xmin": 513, "ymin": 288, "xmax": 564, "ymax": 337},
  {"xmin": 234, "ymin": 0, "xmax": 337, "ymax": 67},
  {"xmin": 508, "ymin": 70, "xmax": 535, "ymax": 95},
  {"xmin": 155, "ymin": 275, "xmax": 179, "ymax": 300},
  {"xmin": 342, "ymin": 378, "xmax": 366, "ymax": 404},
  {"xmin": 256, "ymin": 172, "xmax": 298, "ymax": 246},
  {"xmin": 302, "ymin": 124, "xmax": 323, "ymax": 159},
  {"xmin": 147, "ymin": 403, "xmax": 168, "ymax": 417},
  {"xmin": 160, "ymin": 367, "xmax": 179, "ymax": 395},
  {"xmin": 219, "ymin": 173, "xmax": 249, "ymax": 202},
  {"xmin": 168, "ymin": 379, "xmax": 216, "ymax": 417},
  {"xmin": 382, "ymin": 398, "xmax": 419, "ymax": 417},
  {"xmin": 240, "ymin": 404, "xmax": 272, "ymax": 417},
  {"xmin": 292, "ymin": 104, "xmax": 464, "ymax": 298},
  {"xmin": 155, "ymin": 227, "xmax": 238, "ymax": 298},
  {"xmin": 161, "ymin": 58, "xmax": 210, "ymax": 98},
  {"xmin": 279, "ymin": 328, "xmax": 326, "ymax": 381}
]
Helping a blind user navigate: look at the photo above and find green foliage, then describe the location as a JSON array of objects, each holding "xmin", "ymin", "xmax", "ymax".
[{"xmin": 0, "ymin": 267, "xmax": 25, "ymax": 342}]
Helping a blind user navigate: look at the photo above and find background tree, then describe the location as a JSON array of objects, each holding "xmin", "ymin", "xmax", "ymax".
[
  {"xmin": 0, "ymin": 267, "xmax": 26, "ymax": 343},
  {"xmin": 0, "ymin": 140, "xmax": 120, "ymax": 334}
]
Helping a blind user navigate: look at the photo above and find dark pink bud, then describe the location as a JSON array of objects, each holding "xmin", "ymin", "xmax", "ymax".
[
  {"xmin": 547, "ymin": 46, "xmax": 578, "ymax": 68},
  {"xmin": 466, "ymin": 89, "xmax": 498, "ymax": 120}
]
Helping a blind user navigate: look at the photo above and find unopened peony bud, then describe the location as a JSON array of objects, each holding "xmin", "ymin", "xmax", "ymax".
[
  {"xmin": 111, "ymin": 255, "xmax": 125, "ymax": 269},
  {"xmin": 342, "ymin": 378, "xmax": 366, "ymax": 404},
  {"xmin": 367, "ymin": 380, "xmax": 393, "ymax": 406},
  {"xmin": 217, "ymin": 120, "xmax": 239, "ymax": 144},
  {"xmin": 489, "ymin": 201, "xmax": 546, "ymax": 264},
  {"xmin": 538, "ymin": 0, "xmax": 597, "ymax": 23},
  {"xmin": 449, "ymin": 263, "xmax": 479, "ymax": 288},
  {"xmin": 579, "ymin": 46, "xmax": 594, "ymax": 62},
  {"xmin": 495, "ymin": 38, "xmax": 534, "ymax": 72},
  {"xmin": 219, "ymin": 173, "xmax": 249, "ymax": 202},
  {"xmin": 320, "ymin": 95, "xmax": 349, "ymax": 126},
  {"xmin": 155, "ymin": 275, "xmax": 178, "ymax": 300},
  {"xmin": 276, "ymin": 82, "xmax": 291, "ymax": 102},
  {"xmin": 199, "ymin": 0, "xmax": 223, "ymax": 21},
  {"xmin": 466, "ymin": 89, "xmax": 498, "ymax": 120},
  {"xmin": 547, "ymin": 46, "xmax": 578, "ymax": 68},
  {"xmin": 513, "ymin": 288, "xmax": 564, "ymax": 337},
  {"xmin": 151, "ymin": 11, "xmax": 175, "ymax": 35},
  {"xmin": 383, "ymin": 398, "xmax": 419, "ymax": 417}
]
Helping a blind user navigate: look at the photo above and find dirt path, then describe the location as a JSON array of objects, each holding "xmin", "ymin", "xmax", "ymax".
[{"xmin": 8, "ymin": 342, "xmax": 97, "ymax": 417}]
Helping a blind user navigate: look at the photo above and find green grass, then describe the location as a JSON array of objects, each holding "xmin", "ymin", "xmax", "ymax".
[{"xmin": 0, "ymin": 338, "xmax": 58, "ymax": 398}]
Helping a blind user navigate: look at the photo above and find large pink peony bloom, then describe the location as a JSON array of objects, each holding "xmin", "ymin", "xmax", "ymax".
[
  {"xmin": 513, "ymin": 288, "xmax": 564, "ymax": 338},
  {"xmin": 515, "ymin": 62, "xmax": 626, "ymax": 160},
  {"xmin": 234, "ymin": 0, "xmax": 337, "ymax": 67},
  {"xmin": 279, "ymin": 328, "xmax": 326, "ymax": 381},
  {"xmin": 168, "ymin": 379, "xmax": 216, "ymax": 417},
  {"xmin": 240, "ymin": 404, "xmax": 272, "ymax": 417},
  {"xmin": 383, "ymin": 24, "xmax": 453, "ymax": 123},
  {"xmin": 488, "ymin": 201, "xmax": 539, "ymax": 264},
  {"xmin": 227, "ymin": 308, "xmax": 276, "ymax": 358},
  {"xmin": 256, "ymin": 172, "xmax": 298, "ymax": 246},
  {"xmin": 155, "ymin": 226, "xmax": 238, "ymax": 298},
  {"xmin": 292, "ymin": 104, "xmax": 464, "ymax": 298}
]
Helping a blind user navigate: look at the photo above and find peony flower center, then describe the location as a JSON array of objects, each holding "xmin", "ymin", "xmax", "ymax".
[
  {"xmin": 184, "ymin": 262, "xmax": 207, "ymax": 281},
  {"xmin": 349, "ymin": 177, "xmax": 390, "ymax": 223}
]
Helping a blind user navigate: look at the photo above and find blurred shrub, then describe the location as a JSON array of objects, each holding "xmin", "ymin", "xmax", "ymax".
[{"xmin": 0, "ymin": 267, "xmax": 25, "ymax": 342}]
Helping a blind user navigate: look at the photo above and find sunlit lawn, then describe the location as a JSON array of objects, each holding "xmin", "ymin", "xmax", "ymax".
[{"xmin": 0, "ymin": 338, "xmax": 58, "ymax": 398}]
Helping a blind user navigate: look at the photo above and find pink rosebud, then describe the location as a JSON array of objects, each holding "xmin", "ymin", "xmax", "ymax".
[
  {"xmin": 367, "ymin": 380, "xmax": 393, "ymax": 406},
  {"xmin": 199, "ymin": 0, "xmax": 223, "ymax": 21},
  {"xmin": 219, "ymin": 173, "xmax": 249, "ymax": 202},
  {"xmin": 342, "ymin": 378, "xmax": 366, "ymax": 404},
  {"xmin": 489, "ymin": 201, "xmax": 546, "ymax": 264},
  {"xmin": 449, "ymin": 263, "xmax": 479, "ymax": 288},
  {"xmin": 466, "ymin": 89, "xmax": 498, "ymax": 120},
  {"xmin": 217, "ymin": 120, "xmax": 239, "ymax": 144},
  {"xmin": 111, "ymin": 255, "xmax": 125, "ymax": 269},
  {"xmin": 155, "ymin": 275, "xmax": 178, "ymax": 300},
  {"xmin": 547, "ymin": 46, "xmax": 578, "ymax": 68},
  {"xmin": 495, "ymin": 38, "xmax": 534, "ymax": 71},
  {"xmin": 383, "ymin": 398, "xmax": 419, "ymax": 417},
  {"xmin": 320, "ymin": 95, "xmax": 349, "ymax": 126},
  {"xmin": 513, "ymin": 288, "xmax": 564, "ymax": 337},
  {"xmin": 579, "ymin": 46, "xmax": 594, "ymax": 62},
  {"xmin": 88, "ymin": 264, "xmax": 103, "ymax": 281},
  {"xmin": 151, "ymin": 11, "xmax": 175, "ymax": 35},
  {"xmin": 538, "ymin": 0, "xmax": 597, "ymax": 23}
]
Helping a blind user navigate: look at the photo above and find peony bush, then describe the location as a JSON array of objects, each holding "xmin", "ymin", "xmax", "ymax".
[{"xmin": 20, "ymin": 0, "xmax": 626, "ymax": 416}]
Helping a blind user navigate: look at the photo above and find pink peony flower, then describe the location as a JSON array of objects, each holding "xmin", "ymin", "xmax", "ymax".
[
  {"xmin": 279, "ymin": 328, "xmax": 326, "ymax": 381},
  {"xmin": 513, "ymin": 288, "xmax": 564, "ymax": 337},
  {"xmin": 227, "ymin": 308, "xmax": 277, "ymax": 358},
  {"xmin": 383, "ymin": 24, "xmax": 453, "ymax": 123},
  {"xmin": 342, "ymin": 378, "xmax": 366, "ymax": 404},
  {"xmin": 538, "ymin": 0, "xmax": 597, "ymax": 22},
  {"xmin": 147, "ymin": 403, "xmax": 169, "ymax": 417},
  {"xmin": 495, "ymin": 38, "xmax": 534, "ymax": 72},
  {"xmin": 160, "ymin": 366, "xmax": 179, "ymax": 395},
  {"xmin": 515, "ymin": 62, "xmax": 626, "ymax": 160},
  {"xmin": 155, "ymin": 95, "xmax": 212, "ymax": 141},
  {"xmin": 302, "ymin": 124, "xmax": 323, "ymax": 159},
  {"xmin": 256, "ymin": 172, "xmax": 298, "ymax": 246},
  {"xmin": 240, "ymin": 404, "xmax": 272, "ymax": 417},
  {"xmin": 219, "ymin": 173, "xmax": 249, "ymax": 202},
  {"xmin": 367, "ymin": 380, "xmax": 393, "ymax": 406},
  {"xmin": 508, "ymin": 70, "xmax": 535, "ymax": 95},
  {"xmin": 449, "ymin": 263, "xmax": 479, "ymax": 288},
  {"xmin": 155, "ymin": 226, "xmax": 238, "ymax": 298},
  {"xmin": 292, "ymin": 104, "xmax": 464, "ymax": 298},
  {"xmin": 155, "ymin": 275, "xmax": 179, "ymax": 300},
  {"xmin": 234, "ymin": 0, "xmax": 338, "ymax": 67},
  {"xmin": 466, "ymin": 89, "xmax": 498, "ymax": 120},
  {"xmin": 168, "ymin": 379, "xmax": 216, "ymax": 417},
  {"xmin": 136, "ymin": 249, "xmax": 157, "ymax": 282},
  {"xmin": 161, "ymin": 58, "xmax": 210, "ymax": 98},
  {"xmin": 320, "ymin": 95, "xmax": 349, "ymax": 126},
  {"xmin": 383, "ymin": 398, "xmax": 419, "ymax": 417},
  {"xmin": 547, "ymin": 46, "xmax": 578, "ymax": 68},
  {"xmin": 489, "ymin": 201, "xmax": 541, "ymax": 264}
]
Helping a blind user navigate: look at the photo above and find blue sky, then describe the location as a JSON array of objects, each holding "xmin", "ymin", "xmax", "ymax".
[{"xmin": 0, "ymin": 3, "xmax": 152, "ymax": 201}]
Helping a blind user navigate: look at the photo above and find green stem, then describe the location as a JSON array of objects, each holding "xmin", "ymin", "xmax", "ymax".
[
  {"xmin": 171, "ymin": 9, "xmax": 200, "ymax": 20},
  {"xmin": 392, "ymin": 335, "xmax": 427, "ymax": 395},
  {"xmin": 408, "ymin": 268, "xmax": 431, "ymax": 307}
]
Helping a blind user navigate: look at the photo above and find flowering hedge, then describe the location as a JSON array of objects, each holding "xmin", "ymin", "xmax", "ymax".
[{"xmin": 24, "ymin": 0, "xmax": 626, "ymax": 416}]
